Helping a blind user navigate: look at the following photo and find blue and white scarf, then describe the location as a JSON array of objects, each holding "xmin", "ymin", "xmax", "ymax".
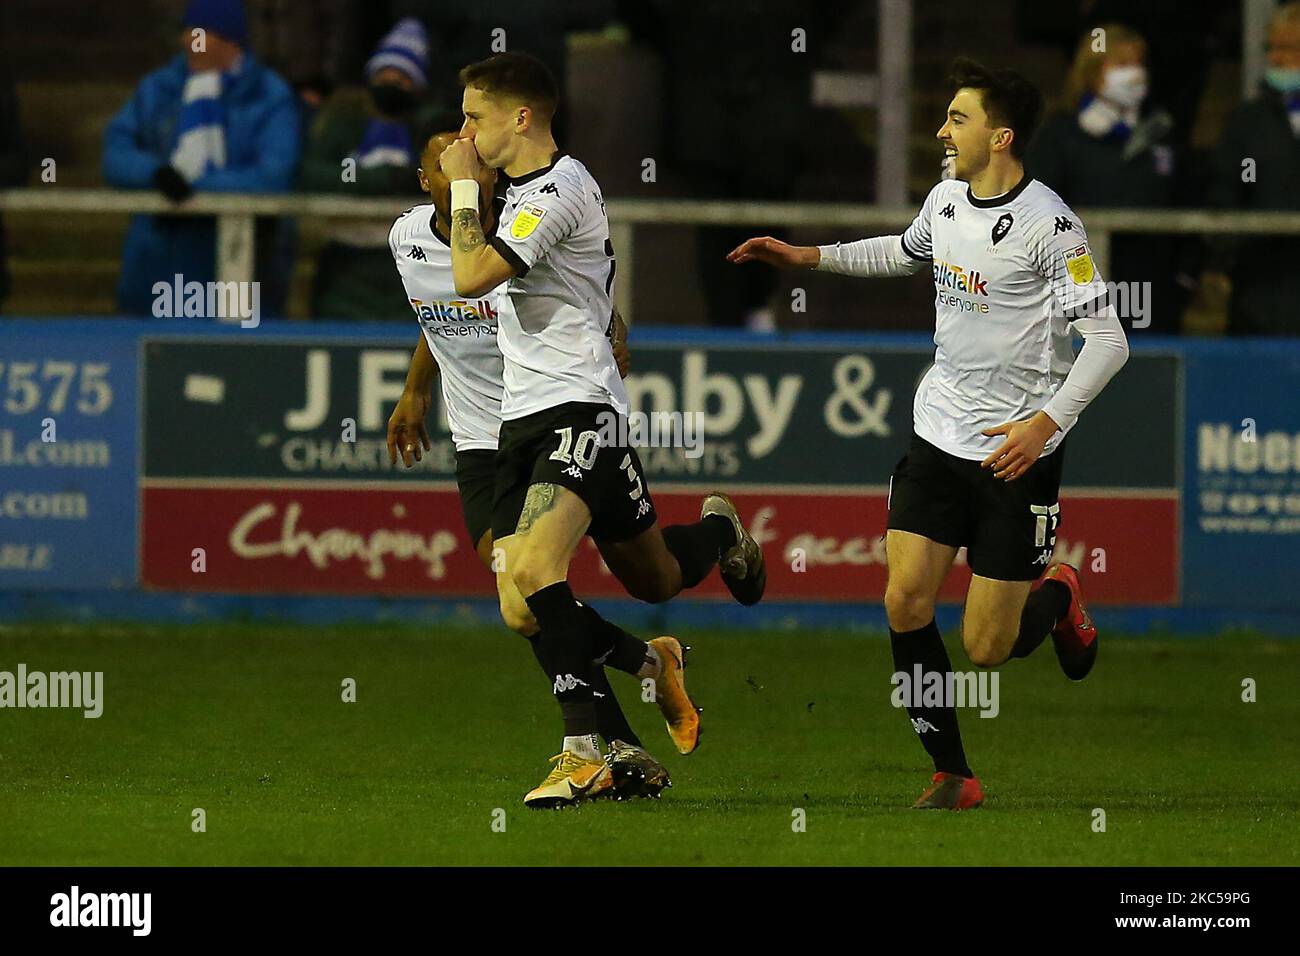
[
  {"xmin": 171, "ymin": 69, "xmax": 227, "ymax": 181},
  {"xmin": 353, "ymin": 119, "xmax": 414, "ymax": 169}
]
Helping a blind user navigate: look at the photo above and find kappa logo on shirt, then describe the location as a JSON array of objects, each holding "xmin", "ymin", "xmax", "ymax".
[
  {"xmin": 407, "ymin": 245, "xmax": 427, "ymax": 261},
  {"xmin": 1053, "ymin": 216, "xmax": 1076, "ymax": 235},
  {"xmin": 939, "ymin": 203, "xmax": 956, "ymax": 220}
]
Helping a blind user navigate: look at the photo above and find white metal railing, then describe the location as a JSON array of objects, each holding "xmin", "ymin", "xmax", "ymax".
[{"xmin": 6, "ymin": 188, "xmax": 1300, "ymax": 321}]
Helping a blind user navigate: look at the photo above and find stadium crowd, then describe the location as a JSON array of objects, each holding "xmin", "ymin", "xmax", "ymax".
[{"xmin": 2, "ymin": 0, "xmax": 1298, "ymax": 334}]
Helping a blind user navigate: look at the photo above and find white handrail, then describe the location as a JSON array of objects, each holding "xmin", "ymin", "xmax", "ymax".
[
  {"xmin": 6, "ymin": 188, "xmax": 1299, "ymax": 320},
  {"xmin": 6, "ymin": 188, "xmax": 1300, "ymax": 231}
]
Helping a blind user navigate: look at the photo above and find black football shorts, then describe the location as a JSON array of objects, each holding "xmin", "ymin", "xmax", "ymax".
[
  {"xmin": 887, "ymin": 431, "xmax": 1066, "ymax": 581},
  {"xmin": 453, "ymin": 448, "xmax": 501, "ymax": 549},
  {"xmin": 491, "ymin": 401, "xmax": 658, "ymax": 543}
]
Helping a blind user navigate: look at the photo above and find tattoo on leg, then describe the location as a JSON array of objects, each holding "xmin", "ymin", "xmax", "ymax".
[
  {"xmin": 516, "ymin": 483, "xmax": 559, "ymax": 536},
  {"xmin": 452, "ymin": 208, "xmax": 486, "ymax": 253}
]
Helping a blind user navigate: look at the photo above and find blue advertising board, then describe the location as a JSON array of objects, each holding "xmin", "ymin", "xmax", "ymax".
[
  {"xmin": 0, "ymin": 322, "xmax": 139, "ymax": 589},
  {"xmin": 1182, "ymin": 341, "xmax": 1300, "ymax": 610},
  {"xmin": 1, "ymin": 319, "xmax": 1298, "ymax": 632}
]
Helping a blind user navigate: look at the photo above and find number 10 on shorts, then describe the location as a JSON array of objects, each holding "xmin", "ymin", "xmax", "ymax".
[{"xmin": 549, "ymin": 426, "xmax": 600, "ymax": 470}]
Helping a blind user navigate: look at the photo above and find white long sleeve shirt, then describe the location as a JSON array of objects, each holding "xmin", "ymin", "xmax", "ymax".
[{"xmin": 817, "ymin": 176, "xmax": 1129, "ymax": 459}]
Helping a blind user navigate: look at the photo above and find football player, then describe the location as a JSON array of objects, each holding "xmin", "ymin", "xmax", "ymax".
[
  {"xmin": 729, "ymin": 57, "xmax": 1129, "ymax": 810},
  {"xmin": 440, "ymin": 53, "xmax": 768, "ymax": 807}
]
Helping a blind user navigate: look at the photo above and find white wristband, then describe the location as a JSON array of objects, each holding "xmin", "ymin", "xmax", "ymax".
[{"xmin": 450, "ymin": 179, "xmax": 480, "ymax": 214}]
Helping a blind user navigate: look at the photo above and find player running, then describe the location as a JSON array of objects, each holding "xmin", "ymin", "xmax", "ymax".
[
  {"xmin": 386, "ymin": 132, "xmax": 670, "ymax": 801},
  {"xmin": 728, "ymin": 57, "xmax": 1129, "ymax": 810},
  {"xmin": 439, "ymin": 52, "xmax": 767, "ymax": 808}
]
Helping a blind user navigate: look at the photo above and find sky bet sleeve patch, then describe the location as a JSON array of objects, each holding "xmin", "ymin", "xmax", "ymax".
[
  {"xmin": 510, "ymin": 203, "xmax": 547, "ymax": 240},
  {"xmin": 1062, "ymin": 244, "xmax": 1095, "ymax": 285}
]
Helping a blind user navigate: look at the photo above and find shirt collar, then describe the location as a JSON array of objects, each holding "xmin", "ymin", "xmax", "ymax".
[{"xmin": 966, "ymin": 174, "xmax": 1032, "ymax": 208}]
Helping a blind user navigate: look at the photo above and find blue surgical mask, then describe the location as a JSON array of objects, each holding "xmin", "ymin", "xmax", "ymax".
[{"xmin": 1265, "ymin": 67, "xmax": 1300, "ymax": 95}]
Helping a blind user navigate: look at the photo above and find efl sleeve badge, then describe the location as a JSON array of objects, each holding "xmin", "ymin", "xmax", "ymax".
[
  {"xmin": 510, "ymin": 203, "xmax": 547, "ymax": 240},
  {"xmin": 1062, "ymin": 244, "xmax": 1095, "ymax": 285}
]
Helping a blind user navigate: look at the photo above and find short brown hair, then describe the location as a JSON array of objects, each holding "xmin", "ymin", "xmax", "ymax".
[
  {"xmin": 948, "ymin": 56, "xmax": 1043, "ymax": 159},
  {"xmin": 459, "ymin": 52, "xmax": 559, "ymax": 123}
]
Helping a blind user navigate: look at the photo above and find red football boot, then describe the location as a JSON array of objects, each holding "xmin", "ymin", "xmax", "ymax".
[
  {"xmin": 912, "ymin": 772, "xmax": 984, "ymax": 811},
  {"xmin": 1038, "ymin": 562, "xmax": 1098, "ymax": 681}
]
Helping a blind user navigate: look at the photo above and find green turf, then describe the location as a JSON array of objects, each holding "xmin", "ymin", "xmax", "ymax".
[{"xmin": 0, "ymin": 621, "xmax": 1296, "ymax": 866}]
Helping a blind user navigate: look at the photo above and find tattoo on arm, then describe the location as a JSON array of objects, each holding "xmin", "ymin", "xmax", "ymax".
[
  {"xmin": 515, "ymin": 482, "xmax": 558, "ymax": 536},
  {"xmin": 452, "ymin": 208, "xmax": 485, "ymax": 254}
]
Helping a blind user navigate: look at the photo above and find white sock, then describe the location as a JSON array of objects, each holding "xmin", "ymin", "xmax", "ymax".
[
  {"xmin": 564, "ymin": 734, "xmax": 601, "ymax": 761},
  {"xmin": 637, "ymin": 643, "xmax": 662, "ymax": 679}
]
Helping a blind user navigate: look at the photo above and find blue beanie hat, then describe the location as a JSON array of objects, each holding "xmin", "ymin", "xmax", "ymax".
[
  {"xmin": 365, "ymin": 18, "xmax": 429, "ymax": 90},
  {"xmin": 184, "ymin": 0, "xmax": 249, "ymax": 48}
]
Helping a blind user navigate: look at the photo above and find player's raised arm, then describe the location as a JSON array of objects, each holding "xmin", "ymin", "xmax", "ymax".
[
  {"xmin": 728, "ymin": 184, "xmax": 943, "ymax": 278},
  {"xmin": 726, "ymin": 236, "xmax": 820, "ymax": 269},
  {"xmin": 441, "ymin": 138, "xmax": 517, "ymax": 297}
]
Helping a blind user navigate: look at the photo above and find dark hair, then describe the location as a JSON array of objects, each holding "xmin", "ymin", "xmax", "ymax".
[
  {"xmin": 458, "ymin": 52, "xmax": 559, "ymax": 123},
  {"xmin": 948, "ymin": 56, "xmax": 1042, "ymax": 159}
]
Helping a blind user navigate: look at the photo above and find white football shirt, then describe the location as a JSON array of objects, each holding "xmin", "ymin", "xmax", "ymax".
[
  {"xmin": 389, "ymin": 204, "xmax": 506, "ymax": 451},
  {"xmin": 899, "ymin": 176, "xmax": 1110, "ymax": 460},
  {"xmin": 489, "ymin": 153, "xmax": 629, "ymax": 421}
]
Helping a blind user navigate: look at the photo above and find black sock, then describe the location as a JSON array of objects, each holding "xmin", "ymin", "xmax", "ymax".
[
  {"xmin": 1011, "ymin": 580, "xmax": 1071, "ymax": 659},
  {"xmin": 524, "ymin": 582, "xmax": 599, "ymax": 737},
  {"xmin": 663, "ymin": 515, "xmax": 735, "ymax": 588},
  {"xmin": 890, "ymin": 620, "xmax": 973, "ymax": 778},
  {"xmin": 524, "ymin": 631, "xmax": 639, "ymax": 747},
  {"xmin": 590, "ymin": 667, "xmax": 641, "ymax": 747},
  {"xmin": 578, "ymin": 602, "xmax": 652, "ymax": 676}
]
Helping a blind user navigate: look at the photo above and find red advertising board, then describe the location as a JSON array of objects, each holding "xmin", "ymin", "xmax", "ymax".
[{"xmin": 142, "ymin": 482, "xmax": 1176, "ymax": 604}]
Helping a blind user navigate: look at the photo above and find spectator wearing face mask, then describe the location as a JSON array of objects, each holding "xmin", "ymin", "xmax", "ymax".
[
  {"xmin": 300, "ymin": 18, "xmax": 457, "ymax": 321},
  {"xmin": 102, "ymin": 0, "xmax": 300, "ymax": 317},
  {"xmin": 1200, "ymin": 1, "xmax": 1300, "ymax": 337},
  {"xmin": 1026, "ymin": 23, "xmax": 1184, "ymax": 334}
]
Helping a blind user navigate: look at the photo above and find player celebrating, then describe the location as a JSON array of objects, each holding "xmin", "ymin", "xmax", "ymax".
[
  {"xmin": 386, "ymin": 132, "xmax": 669, "ymax": 800},
  {"xmin": 439, "ymin": 52, "xmax": 767, "ymax": 808},
  {"xmin": 728, "ymin": 58, "xmax": 1129, "ymax": 810}
]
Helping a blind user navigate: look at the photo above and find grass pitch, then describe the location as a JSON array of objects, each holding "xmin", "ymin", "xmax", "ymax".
[{"xmin": 1, "ymin": 621, "xmax": 1296, "ymax": 866}]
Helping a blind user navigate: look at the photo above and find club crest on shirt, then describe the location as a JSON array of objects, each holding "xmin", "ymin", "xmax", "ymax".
[
  {"xmin": 991, "ymin": 212, "xmax": 1014, "ymax": 245},
  {"xmin": 1062, "ymin": 244, "xmax": 1095, "ymax": 285},
  {"xmin": 511, "ymin": 202, "xmax": 547, "ymax": 239}
]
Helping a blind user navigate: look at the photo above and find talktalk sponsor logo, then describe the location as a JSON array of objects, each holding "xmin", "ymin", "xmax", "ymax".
[
  {"xmin": 932, "ymin": 259, "xmax": 990, "ymax": 296},
  {"xmin": 410, "ymin": 298, "xmax": 498, "ymax": 324}
]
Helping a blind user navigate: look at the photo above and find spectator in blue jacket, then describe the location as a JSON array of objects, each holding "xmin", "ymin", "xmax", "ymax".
[{"xmin": 102, "ymin": 0, "xmax": 300, "ymax": 316}]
